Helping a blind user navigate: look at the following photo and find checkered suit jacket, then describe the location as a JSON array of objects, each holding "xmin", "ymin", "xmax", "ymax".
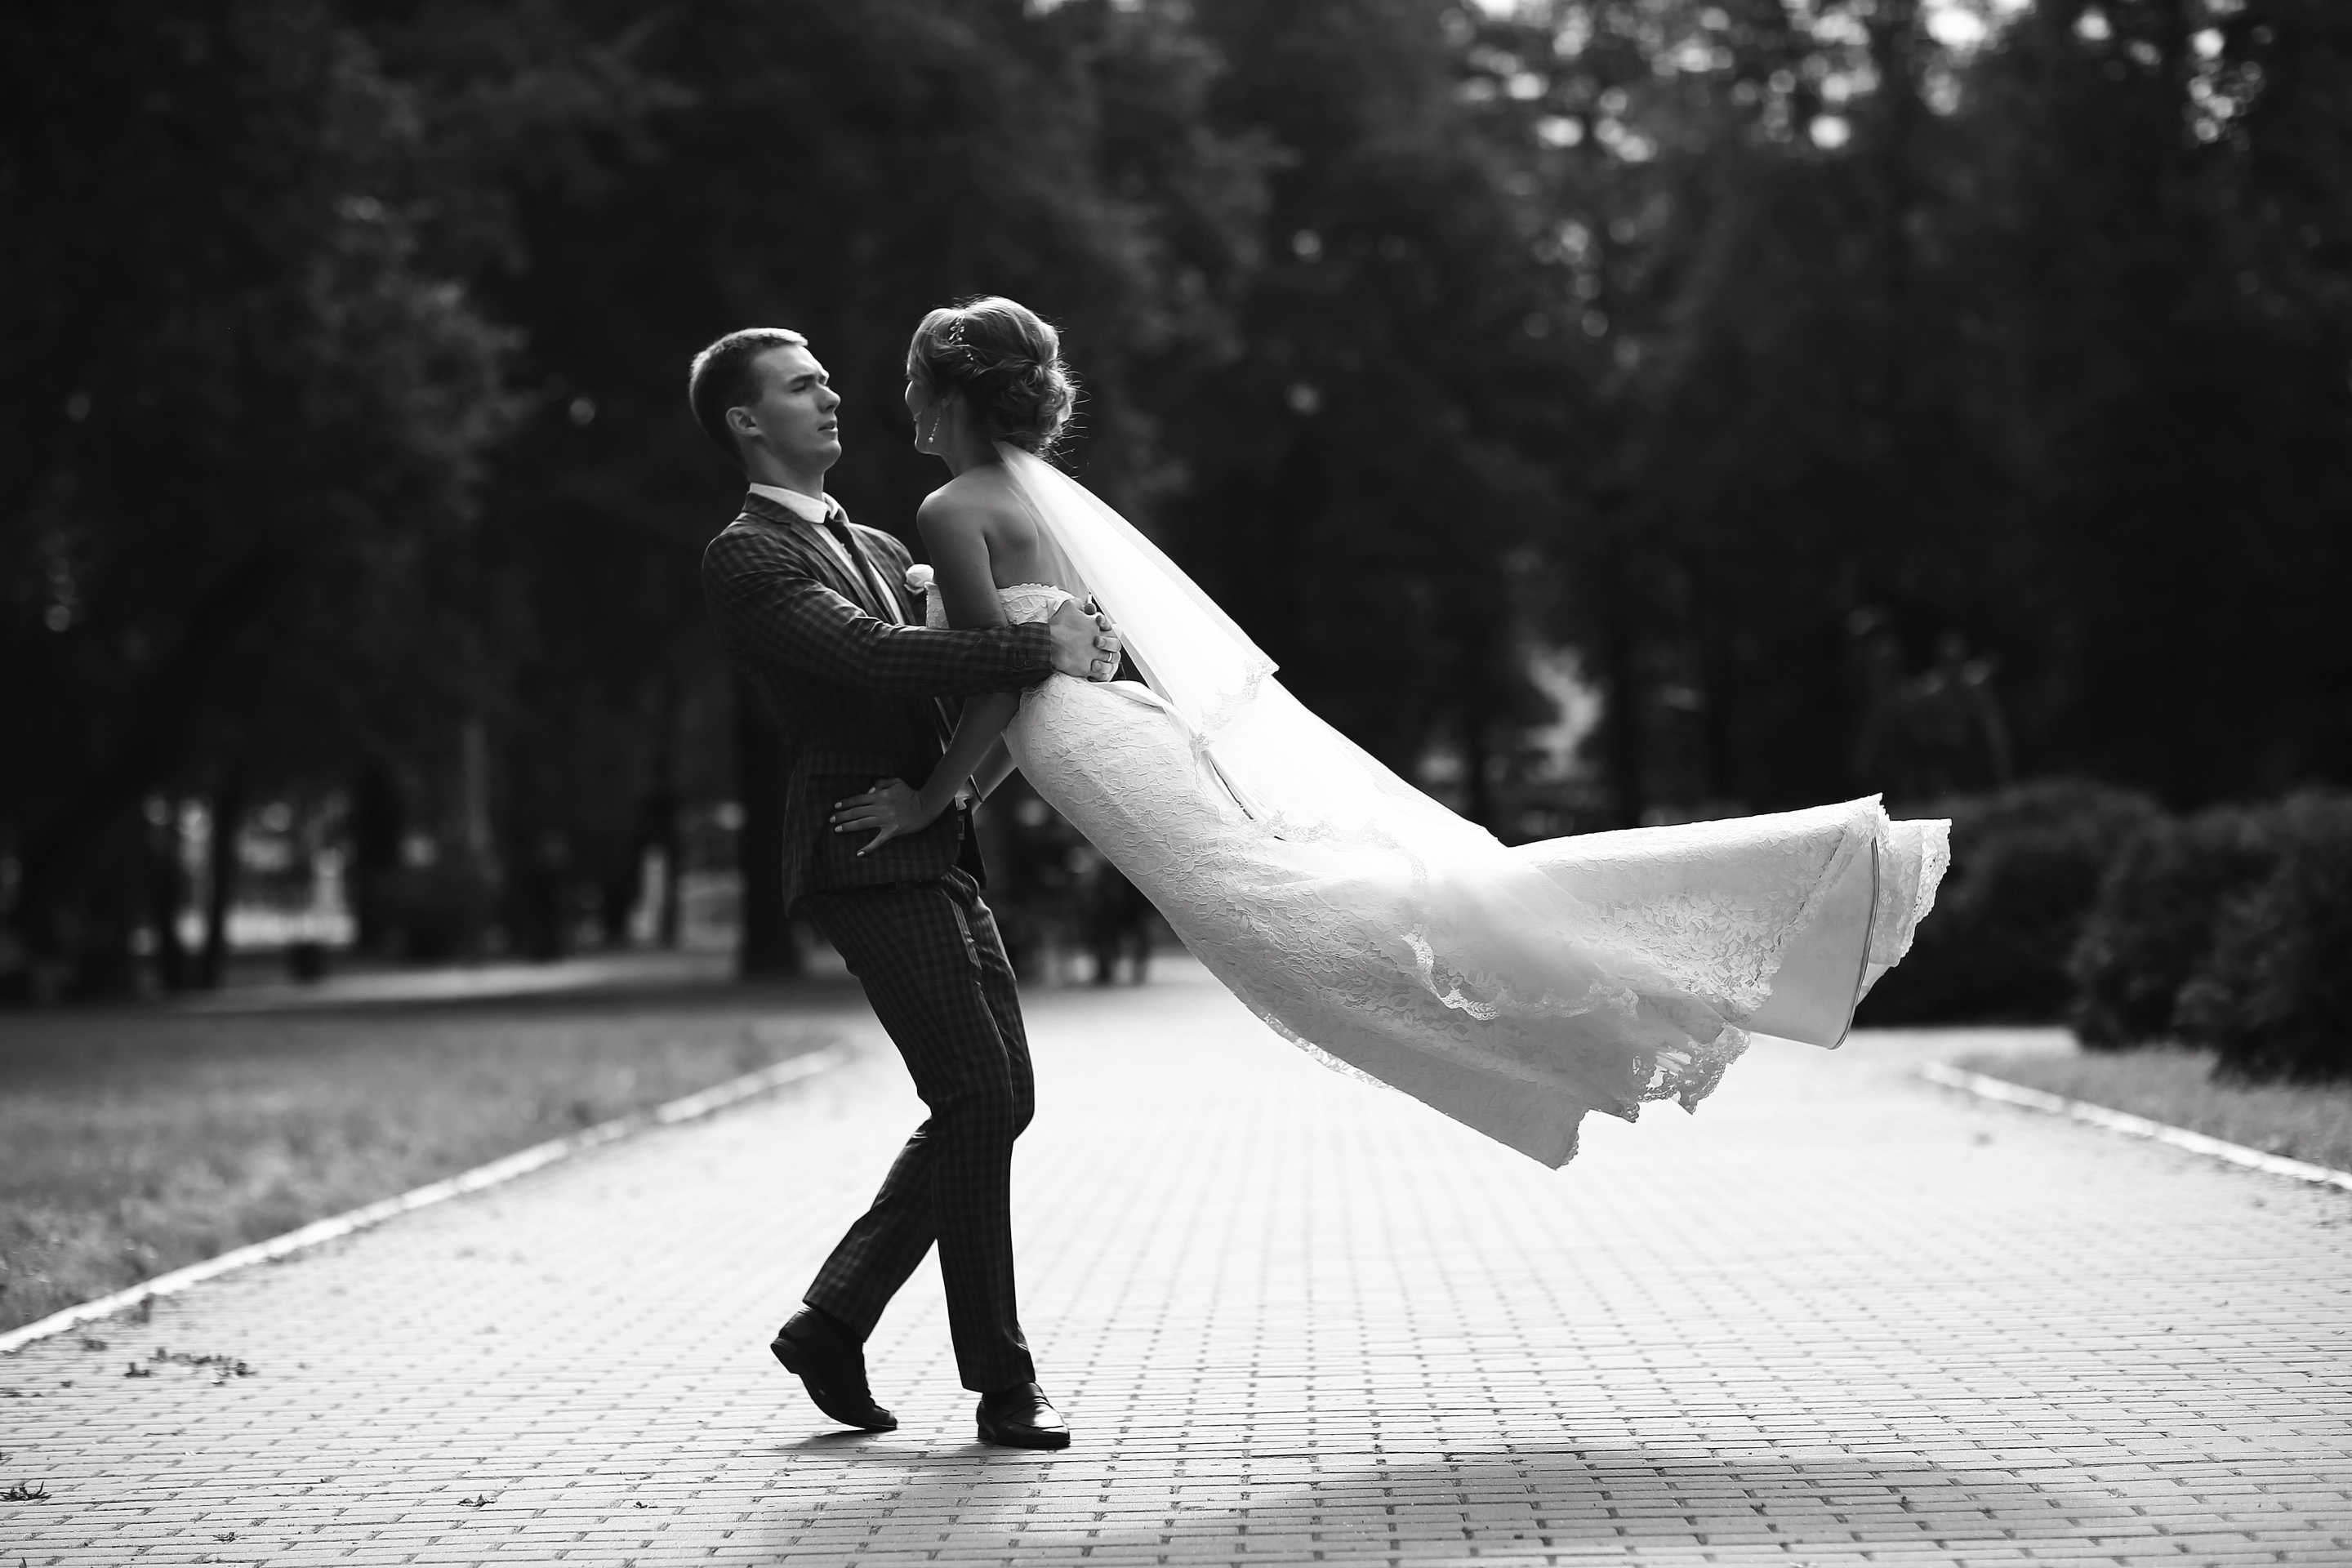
[{"xmin": 702, "ymin": 491, "xmax": 1057, "ymax": 910}]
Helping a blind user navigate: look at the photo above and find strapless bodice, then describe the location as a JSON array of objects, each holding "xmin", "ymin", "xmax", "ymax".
[{"xmin": 919, "ymin": 578, "xmax": 1071, "ymax": 630}]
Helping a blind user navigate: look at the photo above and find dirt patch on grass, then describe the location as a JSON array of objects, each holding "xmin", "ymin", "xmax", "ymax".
[
  {"xmin": 0, "ymin": 985, "xmax": 857, "ymax": 1334},
  {"xmin": 1955, "ymin": 1043, "xmax": 2352, "ymax": 1174}
]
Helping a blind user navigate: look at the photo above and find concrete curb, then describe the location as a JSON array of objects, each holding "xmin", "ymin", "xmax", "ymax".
[
  {"xmin": 0, "ymin": 1044, "xmax": 849, "ymax": 1356},
  {"xmin": 1921, "ymin": 1059, "xmax": 2352, "ymax": 1193}
]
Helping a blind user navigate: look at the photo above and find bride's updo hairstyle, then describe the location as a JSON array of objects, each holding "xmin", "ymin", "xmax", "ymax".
[{"xmin": 907, "ymin": 296, "xmax": 1078, "ymax": 457}]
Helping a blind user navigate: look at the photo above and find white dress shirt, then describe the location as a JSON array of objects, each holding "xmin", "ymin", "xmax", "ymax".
[{"xmin": 747, "ymin": 482, "xmax": 902, "ymax": 623}]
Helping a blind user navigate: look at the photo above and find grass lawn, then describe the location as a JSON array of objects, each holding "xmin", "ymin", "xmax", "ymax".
[
  {"xmin": 0, "ymin": 981, "xmax": 857, "ymax": 1334},
  {"xmin": 1955, "ymin": 1042, "xmax": 2352, "ymax": 1174}
]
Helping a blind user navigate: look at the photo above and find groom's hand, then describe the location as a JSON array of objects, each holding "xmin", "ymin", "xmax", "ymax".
[
  {"xmin": 832, "ymin": 778, "xmax": 940, "ymax": 855},
  {"xmin": 1047, "ymin": 597, "xmax": 1122, "ymax": 682}
]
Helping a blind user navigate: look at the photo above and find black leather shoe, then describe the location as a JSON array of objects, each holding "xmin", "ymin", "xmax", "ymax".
[
  {"xmin": 976, "ymin": 1383, "xmax": 1070, "ymax": 1450},
  {"xmin": 770, "ymin": 1307, "xmax": 896, "ymax": 1432}
]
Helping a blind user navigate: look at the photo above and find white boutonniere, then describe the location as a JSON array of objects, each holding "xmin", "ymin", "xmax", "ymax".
[{"xmin": 904, "ymin": 564, "xmax": 934, "ymax": 595}]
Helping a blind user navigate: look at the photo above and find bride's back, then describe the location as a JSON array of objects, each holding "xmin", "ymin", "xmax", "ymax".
[{"xmin": 926, "ymin": 466, "xmax": 1054, "ymax": 590}]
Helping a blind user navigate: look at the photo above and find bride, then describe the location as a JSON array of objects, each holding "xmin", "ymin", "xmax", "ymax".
[{"xmin": 831, "ymin": 296, "xmax": 1949, "ymax": 1168}]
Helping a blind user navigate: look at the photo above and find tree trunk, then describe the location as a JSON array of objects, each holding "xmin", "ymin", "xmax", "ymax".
[
  {"xmin": 1462, "ymin": 709, "xmax": 1495, "ymax": 833},
  {"xmin": 198, "ymin": 779, "xmax": 245, "ymax": 990},
  {"xmin": 1693, "ymin": 566, "xmax": 1740, "ymax": 804},
  {"xmin": 652, "ymin": 676, "xmax": 684, "ymax": 949},
  {"xmin": 733, "ymin": 674, "xmax": 798, "ymax": 977},
  {"xmin": 1601, "ymin": 535, "xmax": 1646, "ymax": 829},
  {"xmin": 655, "ymin": 800, "xmax": 684, "ymax": 949},
  {"xmin": 348, "ymin": 760, "xmax": 403, "ymax": 954},
  {"xmin": 1458, "ymin": 606, "xmax": 1499, "ymax": 833},
  {"xmin": 145, "ymin": 799, "xmax": 190, "ymax": 991}
]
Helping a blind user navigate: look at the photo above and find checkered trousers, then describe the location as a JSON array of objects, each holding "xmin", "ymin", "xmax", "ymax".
[{"xmin": 800, "ymin": 870, "xmax": 1037, "ymax": 1393}]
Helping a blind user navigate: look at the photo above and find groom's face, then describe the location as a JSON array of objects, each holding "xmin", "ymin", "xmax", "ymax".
[{"xmin": 737, "ymin": 345, "xmax": 842, "ymax": 474}]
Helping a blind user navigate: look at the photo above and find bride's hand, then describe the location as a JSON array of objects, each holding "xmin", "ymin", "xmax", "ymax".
[
  {"xmin": 1046, "ymin": 597, "xmax": 1123, "ymax": 681},
  {"xmin": 832, "ymin": 778, "xmax": 944, "ymax": 855}
]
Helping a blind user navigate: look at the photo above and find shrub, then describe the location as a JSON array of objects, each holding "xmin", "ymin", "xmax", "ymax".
[
  {"xmin": 2176, "ymin": 794, "xmax": 2352, "ymax": 1084},
  {"xmin": 2067, "ymin": 806, "xmax": 2282, "ymax": 1049},
  {"xmin": 1858, "ymin": 779, "xmax": 2163, "ymax": 1024}
]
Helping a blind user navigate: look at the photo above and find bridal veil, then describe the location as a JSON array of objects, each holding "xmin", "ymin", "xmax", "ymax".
[{"xmin": 993, "ymin": 443, "xmax": 1950, "ymax": 1165}]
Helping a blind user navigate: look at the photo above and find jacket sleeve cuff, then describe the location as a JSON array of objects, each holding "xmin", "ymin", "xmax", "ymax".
[{"xmin": 1013, "ymin": 621, "xmax": 1058, "ymax": 680}]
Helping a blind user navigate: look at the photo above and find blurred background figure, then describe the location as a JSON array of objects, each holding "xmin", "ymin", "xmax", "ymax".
[
  {"xmin": 1073, "ymin": 852, "xmax": 1153, "ymax": 987},
  {"xmin": 1846, "ymin": 608, "xmax": 1912, "ymax": 797},
  {"xmin": 1851, "ymin": 615, "xmax": 2014, "ymax": 805},
  {"xmin": 1901, "ymin": 634, "xmax": 2015, "ymax": 802},
  {"xmin": 973, "ymin": 780, "xmax": 1161, "ymax": 987}
]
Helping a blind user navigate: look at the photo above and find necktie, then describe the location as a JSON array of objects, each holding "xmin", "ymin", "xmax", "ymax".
[
  {"xmin": 822, "ymin": 501, "xmax": 957, "ymax": 755},
  {"xmin": 821, "ymin": 503, "xmax": 902, "ymax": 625}
]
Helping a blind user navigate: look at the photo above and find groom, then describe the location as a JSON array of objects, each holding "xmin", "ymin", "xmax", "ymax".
[{"xmin": 693, "ymin": 326, "xmax": 1120, "ymax": 1449}]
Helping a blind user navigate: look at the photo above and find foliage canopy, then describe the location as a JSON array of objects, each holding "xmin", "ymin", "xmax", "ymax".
[{"xmin": 4, "ymin": 0, "xmax": 2347, "ymax": 992}]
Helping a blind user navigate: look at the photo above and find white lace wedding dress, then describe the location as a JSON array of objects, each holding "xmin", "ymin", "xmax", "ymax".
[{"xmin": 922, "ymin": 450, "xmax": 1949, "ymax": 1169}]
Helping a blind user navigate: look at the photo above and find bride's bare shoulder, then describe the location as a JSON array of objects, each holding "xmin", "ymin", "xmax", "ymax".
[{"xmin": 916, "ymin": 466, "xmax": 1035, "ymax": 548}]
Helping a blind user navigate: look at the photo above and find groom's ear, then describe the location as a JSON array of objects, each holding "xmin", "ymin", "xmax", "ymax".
[{"xmin": 726, "ymin": 403, "xmax": 760, "ymax": 452}]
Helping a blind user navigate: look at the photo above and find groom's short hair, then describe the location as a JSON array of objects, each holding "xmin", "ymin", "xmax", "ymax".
[{"xmin": 688, "ymin": 327, "xmax": 809, "ymax": 466}]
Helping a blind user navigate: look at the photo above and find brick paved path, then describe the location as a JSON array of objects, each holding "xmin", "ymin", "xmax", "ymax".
[{"xmin": 5, "ymin": 959, "xmax": 2349, "ymax": 1566}]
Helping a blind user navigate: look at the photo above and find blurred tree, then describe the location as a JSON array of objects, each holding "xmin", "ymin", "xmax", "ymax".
[
  {"xmin": 1462, "ymin": 0, "xmax": 1991, "ymax": 819},
  {"xmin": 1468, "ymin": 0, "xmax": 2351, "ymax": 818},
  {"xmin": 1150, "ymin": 0, "xmax": 1578, "ymax": 829},
  {"xmin": 364, "ymin": 0, "xmax": 1269, "ymax": 972},
  {"xmin": 10, "ymin": 0, "xmax": 2346, "ymax": 1002},
  {"xmin": 1953, "ymin": 0, "xmax": 2352, "ymax": 801},
  {"xmin": 0, "ymin": 0, "xmax": 511, "ymax": 995}
]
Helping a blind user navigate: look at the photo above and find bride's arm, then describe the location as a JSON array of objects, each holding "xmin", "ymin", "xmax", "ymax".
[
  {"xmin": 918, "ymin": 691, "xmax": 1020, "ymax": 816},
  {"xmin": 969, "ymin": 738, "xmax": 1018, "ymax": 800},
  {"xmin": 831, "ymin": 492, "xmax": 1024, "ymax": 853}
]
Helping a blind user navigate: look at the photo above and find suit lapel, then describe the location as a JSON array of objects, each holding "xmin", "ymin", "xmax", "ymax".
[
  {"xmin": 737, "ymin": 493, "xmax": 953, "ymax": 754},
  {"xmin": 863, "ymin": 533, "xmax": 920, "ymax": 624},
  {"xmin": 739, "ymin": 492, "xmax": 876, "ymax": 614}
]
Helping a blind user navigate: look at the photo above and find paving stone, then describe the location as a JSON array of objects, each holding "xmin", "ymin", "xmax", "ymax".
[{"xmin": 1, "ymin": 965, "xmax": 2347, "ymax": 1566}]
